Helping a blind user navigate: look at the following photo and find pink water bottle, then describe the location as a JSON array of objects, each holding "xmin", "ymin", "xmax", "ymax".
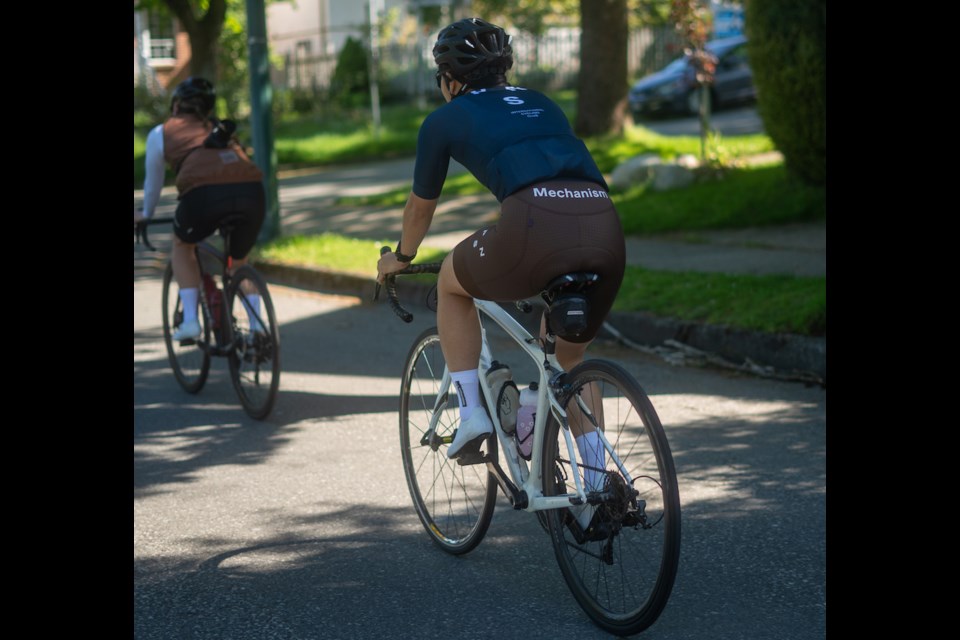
[{"xmin": 515, "ymin": 383, "xmax": 538, "ymax": 460}]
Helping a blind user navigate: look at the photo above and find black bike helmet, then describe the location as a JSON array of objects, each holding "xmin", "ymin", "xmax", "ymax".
[
  {"xmin": 170, "ymin": 76, "xmax": 216, "ymax": 115},
  {"xmin": 433, "ymin": 18, "xmax": 513, "ymax": 82}
]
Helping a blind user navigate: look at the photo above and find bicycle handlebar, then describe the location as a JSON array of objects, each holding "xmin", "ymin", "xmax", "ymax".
[
  {"xmin": 134, "ymin": 216, "xmax": 174, "ymax": 251},
  {"xmin": 375, "ymin": 245, "xmax": 442, "ymax": 324}
]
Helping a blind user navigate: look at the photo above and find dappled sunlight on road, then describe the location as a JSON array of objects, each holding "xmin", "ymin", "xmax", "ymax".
[
  {"xmin": 644, "ymin": 391, "xmax": 825, "ymax": 518},
  {"xmin": 654, "ymin": 393, "xmax": 818, "ymax": 424}
]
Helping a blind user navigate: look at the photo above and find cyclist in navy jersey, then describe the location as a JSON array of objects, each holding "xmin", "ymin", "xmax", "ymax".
[{"xmin": 377, "ymin": 19, "xmax": 626, "ymax": 487}]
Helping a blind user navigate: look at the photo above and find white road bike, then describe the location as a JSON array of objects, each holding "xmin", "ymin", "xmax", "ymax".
[{"xmin": 379, "ymin": 258, "xmax": 681, "ymax": 637}]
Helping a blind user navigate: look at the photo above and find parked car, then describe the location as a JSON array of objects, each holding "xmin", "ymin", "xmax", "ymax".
[{"xmin": 628, "ymin": 35, "xmax": 756, "ymax": 120}]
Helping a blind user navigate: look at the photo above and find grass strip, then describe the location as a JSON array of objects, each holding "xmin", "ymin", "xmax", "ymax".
[
  {"xmin": 254, "ymin": 232, "xmax": 825, "ymax": 336},
  {"xmin": 614, "ymin": 266, "xmax": 825, "ymax": 335}
]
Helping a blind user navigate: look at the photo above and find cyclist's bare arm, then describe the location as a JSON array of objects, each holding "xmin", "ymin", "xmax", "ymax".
[{"xmin": 377, "ymin": 192, "xmax": 438, "ymax": 281}]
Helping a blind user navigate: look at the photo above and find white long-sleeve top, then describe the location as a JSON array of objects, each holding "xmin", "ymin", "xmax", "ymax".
[{"xmin": 141, "ymin": 124, "xmax": 165, "ymax": 218}]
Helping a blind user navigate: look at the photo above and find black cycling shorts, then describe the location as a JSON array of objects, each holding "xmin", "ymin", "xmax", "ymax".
[
  {"xmin": 452, "ymin": 180, "xmax": 626, "ymax": 343},
  {"xmin": 173, "ymin": 182, "xmax": 266, "ymax": 259}
]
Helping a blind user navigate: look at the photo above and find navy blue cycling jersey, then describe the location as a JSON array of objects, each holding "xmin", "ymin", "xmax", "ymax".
[{"xmin": 412, "ymin": 85, "xmax": 607, "ymax": 202}]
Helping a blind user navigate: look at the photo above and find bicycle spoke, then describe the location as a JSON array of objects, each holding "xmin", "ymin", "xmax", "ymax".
[
  {"xmin": 226, "ymin": 266, "xmax": 280, "ymax": 420},
  {"xmin": 162, "ymin": 263, "xmax": 211, "ymax": 393},
  {"xmin": 543, "ymin": 360, "xmax": 680, "ymax": 636},
  {"xmin": 400, "ymin": 329, "xmax": 496, "ymax": 554}
]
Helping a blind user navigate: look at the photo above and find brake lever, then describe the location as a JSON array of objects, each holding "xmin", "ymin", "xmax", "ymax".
[{"xmin": 374, "ymin": 245, "xmax": 392, "ymax": 301}]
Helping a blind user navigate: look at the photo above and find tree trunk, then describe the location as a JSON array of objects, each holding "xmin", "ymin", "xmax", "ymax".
[
  {"xmin": 164, "ymin": 0, "xmax": 227, "ymax": 83},
  {"xmin": 575, "ymin": 0, "xmax": 628, "ymax": 137},
  {"xmin": 187, "ymin": 30, "xmax": 219, "ymax": 81}
]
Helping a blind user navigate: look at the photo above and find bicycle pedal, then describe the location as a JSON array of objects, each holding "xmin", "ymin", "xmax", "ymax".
[{"xmin": 453, "ymin": 437, "xmax": 489, "ymax": 466}]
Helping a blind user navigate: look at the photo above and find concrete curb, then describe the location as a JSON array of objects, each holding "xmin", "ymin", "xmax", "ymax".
[{"xmin": 255, "ymin": 260, "xmax": 826, "ymax": 387}]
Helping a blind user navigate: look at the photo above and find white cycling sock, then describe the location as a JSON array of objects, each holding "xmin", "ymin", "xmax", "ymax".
[
  {"xmin": 242, "ymin": 294, "xmax": 263, "ymax": 332},
  {"xmin": 574, "ymin": 431, "xmax": 607, "ymax": 530},
  {"xmin": 180, "ymin": 288, "xmax": 199, "ymax": 324},
  {"xmin": 576, "ymin": 431, "xmax": 607, "ymax": 492},
  {"xmin": 450, "ymin": 369, "xmax": 481, "ymax": 420}
]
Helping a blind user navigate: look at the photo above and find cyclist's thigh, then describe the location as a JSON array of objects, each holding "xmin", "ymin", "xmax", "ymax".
[
  {"xmin": 219, "ymin": 182, "xmax": 265, "ymax": 259},
  {"xmin": 173, "ymin": 186, "xmax": 218, "ymax": 245}
]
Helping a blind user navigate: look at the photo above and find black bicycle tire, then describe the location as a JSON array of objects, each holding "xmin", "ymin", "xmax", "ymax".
[
  {"xmin": 541, "ymin": 359, "xmax": 681, "ymax": 636},
  {"xmin": 399, "ymin": 327, "xmax": 497, "ymax": 555},
  {"xmin": 161, "ymin": 262, "xmax": 211, "ymax": 393},
  {"xmin": 224, "ymin": 265, "xmax": 281, "ymax": 420}
]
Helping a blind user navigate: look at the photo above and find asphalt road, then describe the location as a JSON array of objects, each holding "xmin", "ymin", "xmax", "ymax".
[
  {"xmin": 133, "ymin": 259, "xmax": 826, "ymax": 640},
  {"xmin": 637, "ymin": 104, "xmax": 765, "ymax": 137}
]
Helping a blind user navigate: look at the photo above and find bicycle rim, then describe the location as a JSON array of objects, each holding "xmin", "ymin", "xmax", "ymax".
[
  {"xmin": 399, "ymin": 328, "xmax": 496, "ymax": 555},
  {"xmin": 161, "ymin": 263, "xmax": 211, "ymax": 393},
  {"xmin": 225, "ymin": 266, "xmax": 281, "ymax": 419},
  {"xmin": 542, "ymin": 360, "xmax": 681, "ymax": 636}
]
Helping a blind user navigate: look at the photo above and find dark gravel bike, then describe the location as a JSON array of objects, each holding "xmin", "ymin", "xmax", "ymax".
[{"xmin": 136, "ymin": 216, "xmax": 281, "ymax": 419}]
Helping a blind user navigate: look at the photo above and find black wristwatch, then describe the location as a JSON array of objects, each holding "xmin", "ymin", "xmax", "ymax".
[{"xmin": 394, "ymin": 244, "xmax": 417, "ymax": 263}]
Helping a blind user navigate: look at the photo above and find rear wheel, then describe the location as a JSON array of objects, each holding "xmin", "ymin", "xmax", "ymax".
[
  {"xmin": 399, "ymin": 328, "xmax": 497, "ymax": 555},
  {"xmin": 225, "ymin": 265, "xmax": 281, "ymax": 419},
  {"xmin": 542, "ymin": 360, "xmax": 681, "ymax": 636},
  {"xmin": 161, "ymin": 263, "xmax": 211, "ymax": 393}
]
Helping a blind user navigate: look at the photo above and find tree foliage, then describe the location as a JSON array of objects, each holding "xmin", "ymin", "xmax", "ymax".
[
  {"xmin": 138, "ymin": 0, "xmax": 228, "ymax": 81},
  {"xmin": 471, "ymin": 0, "xmax": 579, "ymax": 36},
  {"xmin": 631, "ymin": 0, "xmax": 673, "ymax": 27},
  {"xmin": 135, "ymin": 0, "xmax": 263, "ymax": 116},
  {"xmin": 744, "ymin": 0, "xmax": 825, "ymax": 186},
  {"xmin": 471, "ymin": 0, "xmax": 674, "ymax": 31}
]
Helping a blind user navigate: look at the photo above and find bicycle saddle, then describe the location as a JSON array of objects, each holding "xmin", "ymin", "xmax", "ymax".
[{"xmin": 217, "ymin": 214, "xmax": 247, "ymax": 235}]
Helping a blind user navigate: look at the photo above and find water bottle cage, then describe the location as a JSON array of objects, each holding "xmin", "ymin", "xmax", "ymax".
[
  {"xmin": 496, "ymin": 380, "xmax": 519, "ymax": 435},
  {"xmin": 515, "ymin": 424, "xmax": 535, "ymax": 461}
]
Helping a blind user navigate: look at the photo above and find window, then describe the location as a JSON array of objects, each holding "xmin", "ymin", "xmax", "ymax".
[{"xmin": 146, "ymin": 10, "xmax": 177, "ymax": 62}]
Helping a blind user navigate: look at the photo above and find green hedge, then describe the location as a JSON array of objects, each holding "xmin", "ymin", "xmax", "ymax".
[{"xmin": 744, "ymin": 0, "xmax": 826, "ymax": 186}]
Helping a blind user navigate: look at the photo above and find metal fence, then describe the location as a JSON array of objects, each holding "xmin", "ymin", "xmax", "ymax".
[{"xmin": 274, "ymin": 24, "xmax": 684, "ymax": 104}]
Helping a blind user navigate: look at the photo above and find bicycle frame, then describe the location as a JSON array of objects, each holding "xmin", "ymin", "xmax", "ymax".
[
  {"xmin": 196, "ymin": 242, "xmax": 232, "ymax": 348},
  {"xmin": 451, "ymin": 298, "xmax": 636, "ymax": 514},
  {"xmin": 137, "ymin": 217, "xmax": 267, "ymax": 356}
]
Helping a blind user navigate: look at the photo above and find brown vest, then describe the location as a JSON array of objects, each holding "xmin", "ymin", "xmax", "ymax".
[{"xmin": 163, "ymin": 115, "xmax": 263, "ymax": 197}]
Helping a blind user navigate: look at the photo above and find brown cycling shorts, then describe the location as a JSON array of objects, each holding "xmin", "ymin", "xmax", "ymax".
[{"xmin": 452, "ymin": 180, "xmax": 626, "ymax": 343}]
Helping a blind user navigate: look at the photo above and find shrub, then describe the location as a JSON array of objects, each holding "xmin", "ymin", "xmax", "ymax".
[
  {"xmin": 744, "ymin": 0, "xmax": 826, "ymax": 186},
  {"xmin": 330, "ymin": 36, "xmax": 371, "ymax": 108}
]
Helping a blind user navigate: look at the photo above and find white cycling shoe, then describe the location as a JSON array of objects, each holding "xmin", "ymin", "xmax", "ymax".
[
  {"xmin": 447, "ymin": 411, "xmax": 493, "ymax": 459},
  {"xmin": 172, "ymin": 319, "xmax": 202, "ymax": 341}
]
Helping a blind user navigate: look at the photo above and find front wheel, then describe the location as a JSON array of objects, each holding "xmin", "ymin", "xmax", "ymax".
[
  {"xmin": 541, "ymin": 360, "xmax": 681, "ymax": 636},
  {"xmin": 399, "ymin": 327, "xmax": 497, "ymax": 555},
  {"xmin": 161, "ymin": 262, "xmax": 211, "ymax": 393},
  {"xmin": 225, "ymin": 265, "xmax": 281, "ymax": 420}
]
